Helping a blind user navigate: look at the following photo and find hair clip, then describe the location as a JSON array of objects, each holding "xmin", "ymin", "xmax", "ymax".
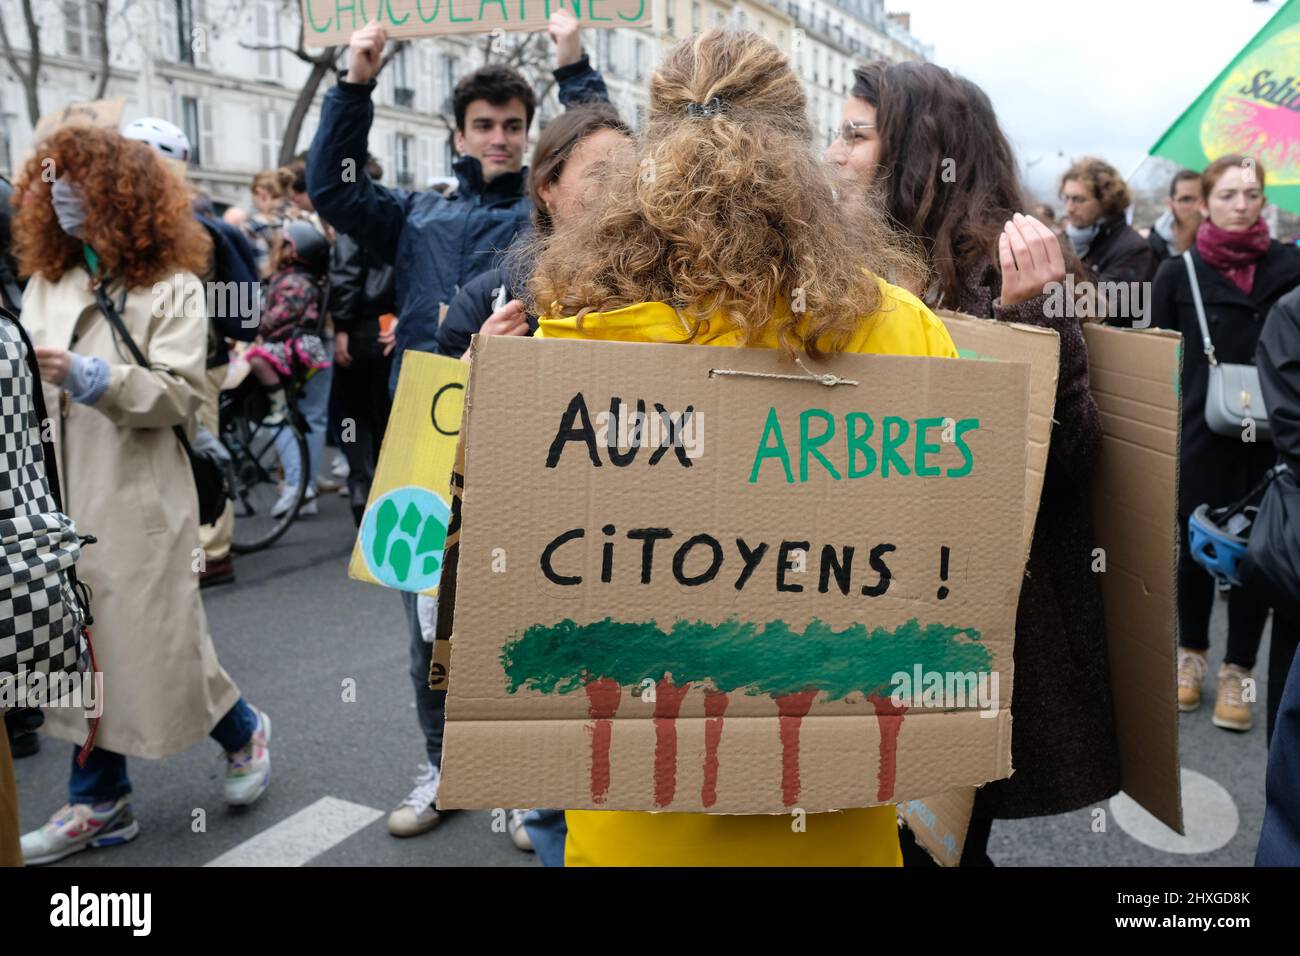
[{"xmin": 686, "ymin": 97, "xmax": 723, "ymax": 118}]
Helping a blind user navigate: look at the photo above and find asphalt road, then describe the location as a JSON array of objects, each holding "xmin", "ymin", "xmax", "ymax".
[{"xmin": 12, "ymin": 459, "xmax": 1275, "ymax": 867}]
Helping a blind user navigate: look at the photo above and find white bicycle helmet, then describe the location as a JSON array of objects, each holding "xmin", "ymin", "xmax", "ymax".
[{"xmin": 122, "ymin": 117, "xmax": 191, "ymax": 162}]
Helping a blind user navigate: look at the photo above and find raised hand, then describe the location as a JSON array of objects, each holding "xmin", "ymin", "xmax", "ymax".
[{"xmin": 999, "ymin": 213, "xmax": 1066, "ymax": 307}]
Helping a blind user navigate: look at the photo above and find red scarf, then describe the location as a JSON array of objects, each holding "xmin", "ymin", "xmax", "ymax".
[{"xmin": 1195, "ymin": 219, "xmax": 1271, "ymax": 294}]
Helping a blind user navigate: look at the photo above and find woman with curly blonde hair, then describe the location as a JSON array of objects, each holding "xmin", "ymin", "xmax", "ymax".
[
  {"xmin": 528, "ymin": 29, "xmax": 958, "ymax": 866},
  {"xmin": 15, "ymin": 126, "xmax": 273, "ymax": 865}
]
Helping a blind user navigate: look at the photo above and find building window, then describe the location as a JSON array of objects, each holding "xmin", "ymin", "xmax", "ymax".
[
  {"xmin": 691, "ymin": 1, "xmax": 700, "ymax": 31},
  {"xmin": 666, "ymin": 0, "xmax": 674, "ymax": 32},
  {"xmin": 396, "ymin": 133, "xmax": 415, "ymax": 188},
  {"xmin": 444, "ymin": 138, "xmax": 456, "ymax": 175},
  {"xmin": 442, "ymin": 54, "xmax": 461, "ymax": 107},
  {"xmin": 176, "ymin": 0, "xmax": 196, "ymax": 65},
  {"xmin": 63, "ymin": 0, "xmax": 103, "ymax": 60},
  {"xmin": 598, "ymin": 31, "xmax": 614, "ymax": 74},
  {"xmin": 255, "ymin": 1, "xmax": 282, "ymax": 81},
  {"xmin": 181, "ymin": 96, "xmax": 201, "ymax": 165},
  {"xmin": 258, "ymin": 110, "xmax": 282, "ymax": 169},
  {"xmin": 393, "ymin": 46, "xmax": 414, "ymax": 107},
  {"xmin": 634, "ymin": 38, "xmax": 645, "ymax": 81}
]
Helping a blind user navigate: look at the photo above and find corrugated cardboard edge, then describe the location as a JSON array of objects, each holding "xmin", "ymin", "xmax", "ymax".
[
  {"xmin": 905, "ymin": 311, "xmax": 1061, "ymax": 866},
  {"xmin": 1084, "ymin": 323, "xmax": 1185, "ymax": 835}
]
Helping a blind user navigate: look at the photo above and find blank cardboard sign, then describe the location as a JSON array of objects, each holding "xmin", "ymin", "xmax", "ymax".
[
  {"xmin": 439, "ymin": 336, "xmax": 1034, "ymax": 814},
  {"xmin": 1083, "ymin": 324, "xmax": 1184, "ymax": 835}
]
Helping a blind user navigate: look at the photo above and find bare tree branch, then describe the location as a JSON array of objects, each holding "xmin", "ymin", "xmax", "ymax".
[
  {"xmin": 0, "ymin": 0, "xmax": 41, "ymax": 127},
  {"xmin": 91, "ymin": 0, "xmax": 111, "ymax": 99}
]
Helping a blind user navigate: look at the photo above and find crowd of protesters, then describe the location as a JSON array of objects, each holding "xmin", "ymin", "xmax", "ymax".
[{"xmin": 3, "ymin": 11, "xmax": 1300, "ymax": 868}]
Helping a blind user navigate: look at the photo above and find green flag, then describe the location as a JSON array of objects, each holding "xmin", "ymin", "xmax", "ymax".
[{"xmin": 1149, "ymin": 0, "xmax": 1300, "ymax": 214}]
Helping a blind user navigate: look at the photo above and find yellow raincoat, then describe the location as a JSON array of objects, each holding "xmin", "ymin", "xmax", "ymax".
[{"xmin": 536, "ymin": 276, "xmax": 959, "ymax": 866}]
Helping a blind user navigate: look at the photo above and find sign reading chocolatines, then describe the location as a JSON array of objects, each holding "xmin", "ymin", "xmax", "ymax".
[{"xmin": 302, "ymin": 0, "xmax": 650, "ymax": 47}]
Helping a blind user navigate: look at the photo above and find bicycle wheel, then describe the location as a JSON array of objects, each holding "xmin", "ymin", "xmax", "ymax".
[{"xmin": 224, "ymin": 408, "xmax": 309, "ymax": 554}]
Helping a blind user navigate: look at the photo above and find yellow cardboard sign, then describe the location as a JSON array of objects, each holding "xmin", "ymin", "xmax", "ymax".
[{"xmin": 348, "ymin": 351, "xmax": 469, "ymax": 596}]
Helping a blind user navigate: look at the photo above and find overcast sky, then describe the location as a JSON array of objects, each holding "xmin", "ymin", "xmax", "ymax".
[{"xmin": 886, "ymin": 0, "xmax": 1285, "ymax": 197}]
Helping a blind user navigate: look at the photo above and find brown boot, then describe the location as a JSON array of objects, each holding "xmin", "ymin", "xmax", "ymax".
[
  {"xmin": 1177, "ymin": 648, "xmax": 1208, "ymax": 711},
  {"xmin": 1212, "ymin": 663, "xmax": 1254, "ymax": 732}
]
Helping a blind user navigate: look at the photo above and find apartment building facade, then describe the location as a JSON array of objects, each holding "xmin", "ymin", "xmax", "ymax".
[{"xmin": 0, "ymin": 0, "xmax": 927, "ymax": 210}]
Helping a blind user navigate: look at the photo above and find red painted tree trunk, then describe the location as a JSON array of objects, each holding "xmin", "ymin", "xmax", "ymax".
[
  {"xmin": 653, "ymin": 678, "xmax": 692, "ymax": 807},
  {"xmin": 701, "ymin": 689, "xmax": 730, "ymax": 808},
  {"xmin": 584, "ymin": 678, "xmax": 622, "ymax": 804},
  {"xmin": 868, "ymin": 693, "xmax": 908, "ymax": 802},
  {"xmin": 775, "ymin": 689, "xmax": 820, "ymax": 807}
]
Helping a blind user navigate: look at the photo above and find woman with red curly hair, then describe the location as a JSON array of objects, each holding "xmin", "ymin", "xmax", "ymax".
[{"xmin": 14, "ymin": 126, "xmax": 273, "ymax": 865}]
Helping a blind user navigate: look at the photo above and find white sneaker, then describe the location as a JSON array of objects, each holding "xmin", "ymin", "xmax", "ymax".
[
  {"xmin": 388, "ymin": 762, "xmax": 443, "ymax": 837},
  {"xmin": 298, "ymin": 486, "xmax": 319, "ymax": 517},
  {"xmin": 270, "ymin": 485, "xmax": 299, "ymax": 519},
  {"xmin": 508, "ymin": 809, "xmax": 534, "ymax": 852},
  {"xmin": 21, "ymin": 798, "xmax": 140, "ymax": 865},
  {"xmin": 223, "ymin": 708, "xmax": 272, "ymax": 807}
]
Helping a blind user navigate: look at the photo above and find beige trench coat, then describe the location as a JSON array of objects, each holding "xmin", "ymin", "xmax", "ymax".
[{"xmin": 23, "ymin": 268, "xmax": 240, "ymax": 759}]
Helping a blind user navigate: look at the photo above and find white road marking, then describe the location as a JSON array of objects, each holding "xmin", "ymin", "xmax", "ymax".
[
  {"xmin": 1109, "ymin": 768, "xmax": 1239, "ymax": 854},
  {"xmin": 204, "ymin": 797, "xmax": 384, "ymax": 867}
]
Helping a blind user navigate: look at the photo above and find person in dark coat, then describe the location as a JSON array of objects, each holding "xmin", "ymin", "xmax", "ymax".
[
  {"xmin": 1255, "ymin": 291, "xmax": 1300, "ymax": 857},
  {"xmin": 1153, "ymin": 154, "xmax": 1300, "ymax": 736},
  {"xmin": 328, "ymin": 227, "xmax": 393, "ymax": 520},
  {"xmin": 307, "ymin": 13, "xmax": 608, "ymax": 397},
  {"xmin": 1060, "ymin": 157, "xmax": 1156, "ymax": 320},
  {"xmin": 1250, "ymin": 286, "xmax": 1300, "ymax": 745},
  {"xmin": 327, "ymin": 158, "xmax": 396, "ymax": 525},
  {"xmin": 830, "ymin": 61, "xmax": 1119, "ymax": 866}
]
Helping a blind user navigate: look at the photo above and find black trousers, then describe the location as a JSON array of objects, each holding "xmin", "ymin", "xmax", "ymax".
[{"xmin": 328, "ymin": 334, "xmax": 393, "ymax": 525}]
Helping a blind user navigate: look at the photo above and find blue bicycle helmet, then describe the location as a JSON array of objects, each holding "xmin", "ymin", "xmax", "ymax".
[{"xmin": 1188, "ymin": 503, "xmax": 1253, "ymax": 587}]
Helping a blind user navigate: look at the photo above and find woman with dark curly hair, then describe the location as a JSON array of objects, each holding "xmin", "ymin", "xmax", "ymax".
[{"xmin": 15, "ymin": 126, "xmax": 273, "ymax": 865}]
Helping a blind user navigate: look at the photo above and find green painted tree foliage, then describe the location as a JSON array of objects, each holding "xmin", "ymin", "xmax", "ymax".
[{"xmin": 500, "ymin": 617, "xmax": 991, "ymax": 701}]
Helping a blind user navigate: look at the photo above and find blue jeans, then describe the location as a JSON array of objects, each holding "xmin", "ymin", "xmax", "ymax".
[
  {"xmin": 275, "ymin": 346, "xmax": 334, "ymax": 493},
  {"xmin": 401, "ymin": 591, "xmax": 446, "ymax": 767},
  {"xmin": 68, "ymin": 698, "xmax": 258, "ymax": 804},
  {"xmin": 524, "ymin": 809, "xmax": 568, "ymax": 866}
]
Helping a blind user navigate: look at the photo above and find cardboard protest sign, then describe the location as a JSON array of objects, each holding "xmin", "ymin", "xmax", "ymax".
[
  {"xmin": 32, "ymin": 97, "xmax": 126, "ymax": 143},
  {"xmin": 438, "ymin": 336, "xmax": 1035, "ymax": 813},
  {"xmin": 900, "ymin": 312, "xmax": 1061, "ymax": 865},
  {"xmin": 1084, "ymin": 324, "xmax": 1184, "ymax": 834},
  {"xmin": 348, "ymin": 351, "xmax": 469, "ymax": 598},
  {"xmin": 303, "ymin": 0, "xmax": 650, "ymax": 48}
]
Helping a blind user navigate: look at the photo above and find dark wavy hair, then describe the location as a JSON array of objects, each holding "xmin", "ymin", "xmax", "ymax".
[
  {"xmin": 13, "ymin": 125, "xmax": 210, "ymax": 289},
  {"xmin": 453, "ymin": 64, "xmax": 537, "ymax": 131},
  {"xmin": 851, "ymin": 61, "xmax": 1028, "ymax": 309}
]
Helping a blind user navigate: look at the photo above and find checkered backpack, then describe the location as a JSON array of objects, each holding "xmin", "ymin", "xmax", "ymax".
[{"xmin": 0, "ymin": 306, "xmax": 93, "ymax": 690}]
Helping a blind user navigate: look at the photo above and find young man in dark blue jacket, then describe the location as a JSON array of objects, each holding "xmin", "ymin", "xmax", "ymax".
[
  {"xmin": 307, "ymin": 13, "xmax": 607, "ymax": 395},
  {"xmin": 307, "ymin": 13, "xmax": 606, "ymax": 841}
]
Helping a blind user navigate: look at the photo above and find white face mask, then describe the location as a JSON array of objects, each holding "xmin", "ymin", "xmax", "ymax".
[{"xmin": 51, "ymin": 178, "xmax": 88, "ymax": 238}]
